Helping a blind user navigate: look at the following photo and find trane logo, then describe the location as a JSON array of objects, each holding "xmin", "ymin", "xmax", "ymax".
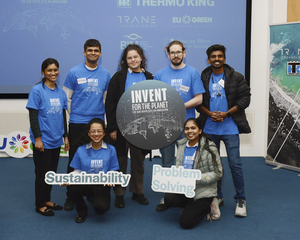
[{"xmin": 287, "ymin": 61, "xmax": 300, "ymax": 75}]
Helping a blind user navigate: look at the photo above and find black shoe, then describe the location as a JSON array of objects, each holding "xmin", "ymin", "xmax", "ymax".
[
  {"xmin": 156, "ymin": 198, "xmax": 169, "ymax": 212},
  {"xmin": 64, "ymin": 198, "xmax": 75, "ymax": 211},
  {"xmin": 36, "ymin": 207, "xmax": 54, "ymax": 216},
  {"xmin": 131, "ymin": 193, "xmax": 149, "ymax": 205},
  {"xmin": 75, "ymin": 213, "xmax": 87, "ymax": 223},
  {"xmin": 115, "ymin": 195, "xmax": 125, "ymax": 208},
  {"xmin": 46, "ymin": 203, "xmax": 63, "ymax": 210}
]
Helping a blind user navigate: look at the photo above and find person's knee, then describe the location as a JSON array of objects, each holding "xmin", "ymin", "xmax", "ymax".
[{"xmin": 179, "ymin": 217, "xmax": 195, "ymax": 229}]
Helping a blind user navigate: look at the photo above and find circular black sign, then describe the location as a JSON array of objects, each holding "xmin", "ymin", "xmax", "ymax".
[{"xmin": 116, "ymin": 80, "xmax": 186, "ymax": 150}]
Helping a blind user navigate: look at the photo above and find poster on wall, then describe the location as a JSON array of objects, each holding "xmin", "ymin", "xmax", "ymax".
[{"xmin": 267, "ymin": 22, "xmax": 300, "ymax": 171}]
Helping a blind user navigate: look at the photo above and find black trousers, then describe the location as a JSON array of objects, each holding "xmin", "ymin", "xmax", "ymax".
[
  {"xmin": 69, "ymin": 185, "xmax": 111, "ymax": 215},
  {"xmin": 33, "ymin": 146, "xmax": 60, "ymax": 208},
  {"xmin": 164, "ymin": 193, "xmax": 213, "ymax": 229},
  {"xmin": 67, "ymin": 123, "xmax": 88, "ymax": 173}
]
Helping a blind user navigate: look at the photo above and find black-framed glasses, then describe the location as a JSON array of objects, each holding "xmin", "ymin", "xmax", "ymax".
[{"xmin": 169, "ymin": 51, "xmax": 183, "ymax": 56}]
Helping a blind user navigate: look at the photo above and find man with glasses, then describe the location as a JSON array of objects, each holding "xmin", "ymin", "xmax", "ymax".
[
  {"xmin": 62, "ymin": 39, "xmax": 111, "ymax": 211},
  {"xmin": 154, "ymin": 40, "xmax": 205, "ymax": 212}
]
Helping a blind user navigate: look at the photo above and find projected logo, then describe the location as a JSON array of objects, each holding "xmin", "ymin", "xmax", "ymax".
[
  {"xmin": 117, "ymin": 0, "xmax": 132, "ymax": 8},
  {"xmin": 117, "ymin": 15, "xmax": 156, "ymax": 28},
  {"xmin": 121, "ymin": 33, "xmax": 152, "ymax": 50},
  {"xmin": 172, "ymin": 15, "xmax": 212, "ymax": 25},
  {"xmin": 287, "ymin": 61, "xmax": 300, "ymax": 75}
]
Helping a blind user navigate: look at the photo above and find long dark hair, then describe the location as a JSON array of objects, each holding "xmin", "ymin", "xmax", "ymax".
[
  {"xmin": 184, "ymin": 118, "xmax": 221, "ymax": 174},
  {"xmin": 36, "ymin": 58, "xmax": 59, "ymax": 88},
  {"xmin": 118, "ymin": 44, "xmax": 147, "ymax": 70},
  {"xmin": 74, "ymin": 118, "xmax": 108, "ymax": 150}
]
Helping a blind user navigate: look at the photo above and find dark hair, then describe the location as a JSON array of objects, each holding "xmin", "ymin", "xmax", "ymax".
[
  {"xmin": 74, "ymin": 118, "xmax": 108, "ymax": 150},
  {"xmin": 206, "ymin": 44, "xmax": 226, "ymax": 59},
  {"xmin": 164, "ymin": 40, "xmax": 186, "ymax": 54},
  {"xmin": 84, "ymin": 39, "xmax": 101, "ymax": 52},
  {"xmin": 184, "ymin": 118, "xmax": 222, "ymax": 174},
  {"xmin": 37, "ymin": 58, "xmax": 59, "ymax": 88},
  {"xmin": 118, "ymin": 44, "xmax": 147, "ymax": 70}
]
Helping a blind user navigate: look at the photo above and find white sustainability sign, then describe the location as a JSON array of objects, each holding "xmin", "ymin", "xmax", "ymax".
[{"xmin": 151, "ymin": 164, "xmax": 201, "ymax": 198}]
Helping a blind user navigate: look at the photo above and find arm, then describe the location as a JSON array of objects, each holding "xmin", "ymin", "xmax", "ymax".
[
  {"xmin": 28, "ymin": 108, "xmax": 44, "ymax": 152},
  {"xmin": 184, "ymin": 93, "xmax": 203, "ymax": 109},
  {"xmin": 196, "ymin": 142, "xmax": 223, "ymax": 185},
  {"xmin": 63, "ymin": 86, "xmax": 74, "ymax": 115},
  {"xmin": 105, "ymin": 72, "xmax": 122, "ymax": 139}
]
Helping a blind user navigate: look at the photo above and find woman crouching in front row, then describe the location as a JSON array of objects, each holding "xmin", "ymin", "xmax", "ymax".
[
  {"xmin": 163, "ymin": 118, "xmax": 223, "ymax": 229},
  {"xmin": 67, "ymin": 118, "xmax": 119, "ymax": 223}
]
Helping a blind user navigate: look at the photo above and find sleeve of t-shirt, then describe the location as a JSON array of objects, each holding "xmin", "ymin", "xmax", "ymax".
[
  {"xmin": 154, "ymin": 71, "xmax": 161, "ymax": 81},
  {"xmin": 70, "ymin": 148, "xmax": 82, "ymax": 170},
  {"xmin": 63, "ymin": 70, "xmax": 76, "ymax": 91},
  {"xmin": 104, "ymin": 72, "xmax": 111, "ymax": 91},
  {"xmin": 108, "ymin": 145, "xmax": 119, "ymax": 171},
  {"xmin": 62, "ymin": 90, "xmax": 68, "ymax": 110},
  {"xmin": 192, "ymin": 70, "xmax": 205, "ymax": 96},
  {"xmin": 26, "ymin": 87, "xmax": 41, "ymax": 110}
]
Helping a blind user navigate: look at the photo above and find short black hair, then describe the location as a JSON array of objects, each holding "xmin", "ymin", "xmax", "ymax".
[
  {"xmin": 84, "ymin": 39, "xmax": 101, "ymax": 52},
  {"xmin": 206, "ymin": 44, "xmax": 226, "ymax": 59}
]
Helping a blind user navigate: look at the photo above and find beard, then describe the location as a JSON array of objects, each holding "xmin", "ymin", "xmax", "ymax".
[
  {"xmin": 211, "ymin": 61, "xmax": 224, "ymax": 69},
  {"xmin": 171, "ymin": 57, "xmax": 183, "ymax": 66}
]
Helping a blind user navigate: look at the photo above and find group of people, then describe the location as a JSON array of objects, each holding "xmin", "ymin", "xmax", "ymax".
[{"xmin": 26, "ymin": 39, "xmax": 251, "ymax": 228}]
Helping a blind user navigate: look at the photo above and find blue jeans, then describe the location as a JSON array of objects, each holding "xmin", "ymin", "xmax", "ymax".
[
  {"xmin": 160, "ymin": 131, "xmax": 186, "ymax": 168},
  {"xmin": 207, "ymin": 134, "xmax": 245, "ymax": 202}
]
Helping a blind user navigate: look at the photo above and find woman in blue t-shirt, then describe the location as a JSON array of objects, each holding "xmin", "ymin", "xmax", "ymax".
[
  {"xmin": 67, "ymin": 118, "xmax": 119, "ymax": 223},
  {"xmin": 26, "ymin": 58, "xmax": 69, "ymax": 216},
  {"xmin": 163, "ymin": 118, "xmax": 223, "ymax": 229}
]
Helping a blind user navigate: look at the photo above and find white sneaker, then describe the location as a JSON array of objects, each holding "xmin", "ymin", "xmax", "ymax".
[
  {"xmin": 210, "ymin": 197, "xmax": 221, "ymax": 220},
  {"xmin": 235, "ymin": 200, "xmax": 247, "ymax": 217}
]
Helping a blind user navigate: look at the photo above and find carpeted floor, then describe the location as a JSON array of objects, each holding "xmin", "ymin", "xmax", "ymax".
[{"xmin": 0, "ymin": 156, "xmax": 299, "ymax": 240}]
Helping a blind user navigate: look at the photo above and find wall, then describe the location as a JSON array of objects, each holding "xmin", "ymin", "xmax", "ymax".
[{"xmin": 0, "ymin": 0, "xmax": 288, "ymax": 157}]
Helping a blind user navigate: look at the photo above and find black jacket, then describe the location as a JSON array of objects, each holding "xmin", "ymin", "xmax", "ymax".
[
  {"xmin": 197, "ymin": 64, "xmax": 251, "ymax": 134},
  {"xmin": 105, "ymin": 68, "xmax": 154, "ymax": 156}
]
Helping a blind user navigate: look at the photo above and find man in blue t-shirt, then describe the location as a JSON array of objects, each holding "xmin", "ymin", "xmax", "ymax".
[
  {"xmin": 155, "ymin": 40, "xmax": 205, "ymax": 212},
  {"xmin": 63, "ymin": 39, "xmax": 111, "ymax": 211},
  {"xmin": 198, "ymin": 44, "xmax": 251, "ymax": 218}
]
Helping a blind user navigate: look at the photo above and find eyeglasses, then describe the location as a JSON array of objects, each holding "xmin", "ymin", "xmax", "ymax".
[
  {"xmin": 169, "ymin": 51, "xmax": 183, "ymax": 56},
  {"xmin": 89, "ymin": 130, "xmax": 104, "ymax": 134}
]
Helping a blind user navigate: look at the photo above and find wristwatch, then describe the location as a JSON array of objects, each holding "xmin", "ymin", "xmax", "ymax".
[{"xmin": 226, "ymin": 111, "xmax": 231, "ymax": 118}]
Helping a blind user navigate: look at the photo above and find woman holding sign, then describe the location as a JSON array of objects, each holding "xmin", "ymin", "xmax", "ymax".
[
  {"xmin": 105, "ymin": 44, "xmax": 154, "ymax": 208},
  {"xmin": 67, "ymin": 118, "xmax": 119, "ymax": 223},
  {"xmin": 26, "ymin": 58, "xmax": 69, "ymax": 216},
  {"xmin": 163, "ymin": 118, "xmax": 223, "ymax": 229}
]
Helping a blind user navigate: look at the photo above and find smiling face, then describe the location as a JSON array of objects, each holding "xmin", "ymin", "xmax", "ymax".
[
  {"xmin": 184, "ymin": 120, "xmax": 202, "ymax": 146},
  {"xmin": 168, "ymin": 44, "xmax": 186, "ymax": 67},
  {"xmin": 207, "ymin": 50, "xmax": 226, "ymax": 70},
  {"xmin": 126, "ymin": 50, "xmax": 142, "ymax": 72},
  {"xmin": 88, "ymin": 123, "xmax": 105, "ymax": 144},
  {"xmin": 84, "ymin": 46, "xmax": 101, "ymax": 65},
  {"xmin": 42, "ymin": 63, "xmax": 59, "ymax": 84}
]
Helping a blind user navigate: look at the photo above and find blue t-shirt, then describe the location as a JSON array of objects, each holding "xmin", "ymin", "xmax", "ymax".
[
  {"xmin": 125, "ymin": 70, "xmax": 147, "ymax": 91},
  {"xmin": 203, "ymin": 73, "xmax": 239, "ymax": 135},
  {"xmin": 70, "ymin": 141, "xmax": 119, "ymax": 174},
  {"xmin": 26, "ymin": 82, "xmax": 67, "ymax": 149},
  {"xmin": 182, "ymin": 143, "xmax": 197, "ymax": 169},
  {"xmin": 155, "ymin": 65, "xmax": 205, "ymax": 119},
  {"xmin": 63, "ymin": 63, "xmax": 111, "ymax": 124}
]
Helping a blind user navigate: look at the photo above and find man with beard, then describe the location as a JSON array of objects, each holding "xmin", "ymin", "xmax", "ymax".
[
  {"xmin": 197, "ymin": 44, "xmax": 251, "ymax": 217},
  {"xmin": 62, "ymin": 39, "xmax": 111, "ymax": 211},
  {"xmin": 155, "ymin": 40, "xmax": 205, "ymax": 212}
]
